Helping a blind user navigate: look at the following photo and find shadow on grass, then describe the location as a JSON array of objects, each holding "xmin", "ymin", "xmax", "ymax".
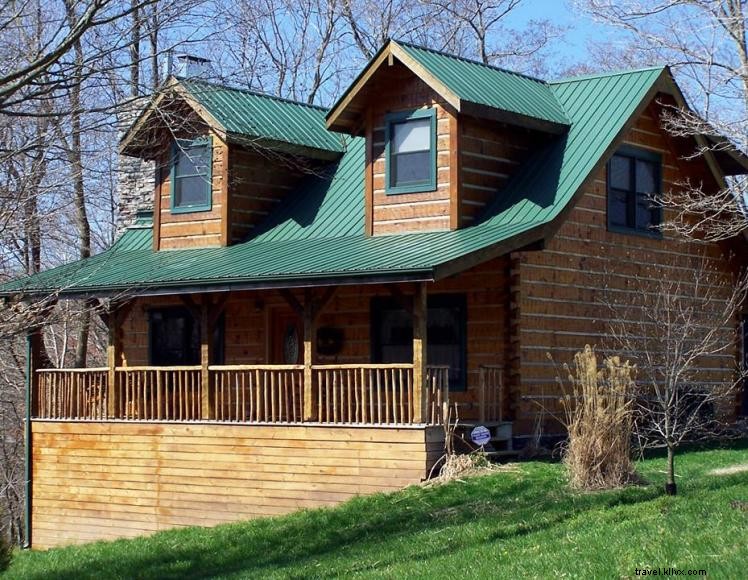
[{"xmin": 11, "ymin": 464, "xmax": 673, "ymax": 580}]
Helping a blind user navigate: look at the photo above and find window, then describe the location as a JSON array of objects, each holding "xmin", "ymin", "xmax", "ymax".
[
  {"xmin": 171, "ymin": 138, "xmax": 212, "ymax": 213},
  {"xmin": 607, "ymin": 146, "xmax": 662, "ymax": 235},
  {"xmin": 385, "ymin": 109, "xmax": 436, "ymax": 194},
  {"xmin": 149, "ymin": 307, "xmax": 225, "ymax": 366},
  {"xmin": 371, "ymin": 294, "xmax": 466, "ymax": 391}
]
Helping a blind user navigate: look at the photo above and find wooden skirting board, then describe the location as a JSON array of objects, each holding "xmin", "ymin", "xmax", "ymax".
[{"xmin": 30, "ymin": 420, "xmax": 444, "ymax": 549}]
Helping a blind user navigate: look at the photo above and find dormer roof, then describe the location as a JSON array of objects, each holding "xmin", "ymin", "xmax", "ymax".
[
  {"xmin": 120, "ymin": 77, "xmax": 346, "ymax": 160},
  {"xmin": 326, "ymin": 39, "xmax": 570, "ymax": 134}
]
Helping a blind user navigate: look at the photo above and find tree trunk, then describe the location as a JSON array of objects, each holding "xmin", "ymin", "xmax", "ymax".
[
  {"xmin": 665, "ymin": 445, "xmax": 677, "ymax": 496},
  {"xmin": 65, "ymin": 1, "xmax": 92, "ymax": 368}
]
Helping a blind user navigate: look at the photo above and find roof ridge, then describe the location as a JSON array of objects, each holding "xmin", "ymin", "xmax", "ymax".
[
  {"xmin": 393, "ymin": 39, "xmax": 550, "ymax": 85},
  {"xmin": 550, "ymin": 65, "xmax": 666, "ymax": 85},
  {"xmin": 180, "ymin": 77, "xmax": 329, "ymax": 112}
]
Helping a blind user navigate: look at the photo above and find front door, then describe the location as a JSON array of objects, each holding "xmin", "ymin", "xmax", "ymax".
[{"xmin": 271, "ymin": 311, "xmax": 302, "ymax": 364}]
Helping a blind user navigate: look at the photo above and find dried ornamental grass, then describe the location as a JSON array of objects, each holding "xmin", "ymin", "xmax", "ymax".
[{"xmin": 558, "ymin": 345, "xmax": 637, "ymax": 490}]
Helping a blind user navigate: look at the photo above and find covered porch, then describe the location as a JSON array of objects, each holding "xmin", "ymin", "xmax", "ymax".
[{"xmin": 29, "ymin": 279, "xmax": 506, "ymax": 428}]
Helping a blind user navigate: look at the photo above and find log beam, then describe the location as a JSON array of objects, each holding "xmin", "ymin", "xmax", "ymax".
[{"xmin": 412, "ymin": 282, "xmax": 428, "ymax": 423}]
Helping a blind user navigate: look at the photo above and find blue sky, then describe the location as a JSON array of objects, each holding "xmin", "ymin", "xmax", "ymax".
[{"xmin": 509, "ymin": 0, "xmax": 625, "ymax": 72}]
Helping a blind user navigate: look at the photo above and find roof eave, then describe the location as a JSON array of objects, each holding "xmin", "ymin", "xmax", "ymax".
[{"xmin": 0, "ymin": 267, "xmax": 436, "ymax": 300}]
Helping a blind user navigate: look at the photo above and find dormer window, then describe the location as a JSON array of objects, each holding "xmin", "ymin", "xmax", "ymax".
[
  {"xmin": 385, "ymin": 109, "xmax": 436, "ymax": 194},
  {"xmin": 171, "ymin": 138, "xmax": 212, "ymax": 213}
]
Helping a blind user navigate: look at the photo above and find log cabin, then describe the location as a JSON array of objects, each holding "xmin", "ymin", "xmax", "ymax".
[{"xmin": 2, "ymin": 40, "xmax": 748, "ymax": 549}]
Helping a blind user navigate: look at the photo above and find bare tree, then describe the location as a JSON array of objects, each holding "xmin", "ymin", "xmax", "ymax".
[
  {"xmin": 577, "ymin": 0, "xmax": 748, "ymax": 242},
  {"xmin": 601, "ymin": 250, "xmax": 747, "ymax": 495}
]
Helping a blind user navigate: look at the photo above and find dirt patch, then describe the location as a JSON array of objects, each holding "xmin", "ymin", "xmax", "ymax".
[{"xmin": 708, "ymin": 464, "xmax": 748, "ymax": 476}]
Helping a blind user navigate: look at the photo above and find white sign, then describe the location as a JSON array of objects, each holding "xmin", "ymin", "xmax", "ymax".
[{"xmin": 470, "ymin": 425, "xmax": 491, "ymax": 446}]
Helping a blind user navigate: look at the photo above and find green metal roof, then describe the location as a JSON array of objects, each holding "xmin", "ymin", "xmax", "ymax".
[
  {"xmin": 179, "ymin": 78, "xmax": 345, "ymax": 155},
  {"xmin": 1, "ymin": 66, "xmax": 667, "ymax": 297},
  {"xmin": 394, "ymin": 41, "xmax": 570, "ymax": 127}
]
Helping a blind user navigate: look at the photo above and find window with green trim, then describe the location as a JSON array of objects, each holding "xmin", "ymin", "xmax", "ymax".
[
  {"xmin": 607, "ymin": 146, "xmax": 662, "ymax": 236},
  {"xmin": 385, "ymin": 109, "xmax": 436, "ymax": 194},
  {"xmin": 171, "ymin": 138, "xmax": 212, "ymax": 213}
]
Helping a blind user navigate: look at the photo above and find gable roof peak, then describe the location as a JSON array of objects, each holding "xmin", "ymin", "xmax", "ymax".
[{"xmin": 391, "ymin": 39, "xmax": 550, "ymax": 86}]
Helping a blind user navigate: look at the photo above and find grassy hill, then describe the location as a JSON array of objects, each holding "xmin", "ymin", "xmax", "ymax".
[{"xmin": 6, "ymin": 443, "xmax": 748, "ymax": 579}]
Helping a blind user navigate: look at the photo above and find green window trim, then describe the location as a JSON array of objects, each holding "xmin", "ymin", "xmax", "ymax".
[
  {"xmin": 384, "ymin": 108, "xmax": 437, "ymax": 195},
  {"xmin": 170, "ymin": 136, "xmax": 213, "ymax": 214},
  {"xmin": 606, "ymin": 144, "xmax": 663, "ymax": 239}
]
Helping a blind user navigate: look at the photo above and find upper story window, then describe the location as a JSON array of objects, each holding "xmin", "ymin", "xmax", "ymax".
[
  {"xmin": 607, "ymin": 146, "xmax": 662, "ymax": 236},
  {"xmin": 385, "ymin": 108, "xmax": 436, "ymax": 195},
  {"xmin": 171, "ymin": 138, "xmax": 212, "ymax": 213}
]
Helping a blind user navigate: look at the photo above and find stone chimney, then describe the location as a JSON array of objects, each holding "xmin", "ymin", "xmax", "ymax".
[{"xmin": 116, "ymin": 98, "xmax": 155, "ymax": 235}]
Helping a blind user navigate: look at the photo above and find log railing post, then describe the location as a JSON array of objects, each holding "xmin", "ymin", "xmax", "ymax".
[
  {"xmin": 201, "ymin": 298, "xmax": 214, "ymax": 420},
  {"xmin": 106, "ymin": 307, "xmax": 119, "ymax": 419},
  {"xmin": 412, "ymin": 282, "xmax": 428, "ymax": 423},
  {"xmin": 303, "ymin": 290, "xmax": 315, "ymax": 421}
]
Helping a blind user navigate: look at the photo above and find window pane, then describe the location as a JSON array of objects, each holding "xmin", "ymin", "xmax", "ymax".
[
  {"xmin": 150, "ymin": 308, "xmax": 200, "ymax": 366},
  {"xmin": 176, "ymin": 144, "xmax": 210, "ymax": 177},
  {"xmin": 428, "ymin": 305, "xmax": 463, "ymax": 387},
  {"xmin": 393, "ymin": 117, "xmax": 430, "ymax": 153},
  {"xmin": 609, "ymin": 155, "xmax": 631, "ymax": 190},
  {"xmin": 609, "ymin": 189, "xmax": 629, "ymax": 227},
  {"xmin": 635, "ymin": 159, "xmax": 657, "ymax": 194},
  {"xmin": 175, "ymin": 175, "xmax": 209, "ymax": 207},
  {"xmin": 377, "ymin": 309, "xmax": 412, "ymax": 363},
  {"xmin": 636, "ymin": 193, "xmax": 661, "ymax": 230},
  {"xmin": 392, "ymin": 151, "xmax": 430, "ymax": 186}
]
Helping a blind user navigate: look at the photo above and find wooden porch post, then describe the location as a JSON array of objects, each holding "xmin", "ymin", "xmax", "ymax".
[
  {"xmin": 27, "ymin": 328, "xmax": 44, "ymax": 419},
  {"xmin": 303, "ymin": 290, "xmax": 316, "ymax": 421},
  {"xmin": 412, "ymin": 282, "xmax": 428, "ymax": 423},
  {"xmin": 201, "ymin": 298, "xmax": 214, "ymax": 420},
  {"xmin": 106, "ymin": 306, "xmax": 120, "ymax": 419}
]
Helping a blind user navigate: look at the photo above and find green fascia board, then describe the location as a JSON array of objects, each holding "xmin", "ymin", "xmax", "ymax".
[
  {"xmin": 0, "ymin": 67, "xmax": 667, "ymax": 298},
  {"xmin": 395, "ymin": 42, "xmax": 570, "ymax": 126},
  {"xmin": 180, "ymin": 78, "xmax": 346, "ymax": 155}
]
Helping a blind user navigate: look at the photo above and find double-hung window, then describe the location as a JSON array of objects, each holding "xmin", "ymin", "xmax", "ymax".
[
  {"xmin": 385, "ymin": 109, "xmax": 436, "ymax": 194},
  {"xmin": 607, "ymin": 146, "xmax": 662, "ymax": 236},
  {"xmin": 171, "ymin": 138, "xmax": 212, "ymax": 213}
]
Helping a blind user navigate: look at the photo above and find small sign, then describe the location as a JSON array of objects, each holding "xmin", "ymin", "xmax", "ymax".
[{"xmin": 470, "ymin": 425, "xmax": 491, "ymax": 446}]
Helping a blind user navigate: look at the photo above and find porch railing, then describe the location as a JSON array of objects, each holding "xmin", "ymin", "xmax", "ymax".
[
  {"xmin": 115, "ymin": 366, "xmax": 202, "ymax": 421},
  {"xmin": 36, "ymin": 368, "xmax": 109, "ymax": 420},
  {"xmin": 209, "ymin": 365, "xmax": 304, "ymax": 423},
  {"xmin": 34, "ymin": 363, "xmax": 453, "ymax": 425},
  {"xmin": 479, "ymin": 365, "xmax": 504, "ymax": 422}
]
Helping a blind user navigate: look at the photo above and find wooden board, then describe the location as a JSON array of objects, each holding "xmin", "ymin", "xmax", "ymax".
[{"xmin": 31, "ymin": 421, "xmax": 444, "ymax": 549}]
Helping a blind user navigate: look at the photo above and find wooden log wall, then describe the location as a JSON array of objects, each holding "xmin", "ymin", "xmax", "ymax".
[
  {"xmin": 510, "ymin": 97, "xmax": 741, "ymax": 438},
  {"xmin": 227, "ymin": 148, "xmax": 309, "ymax": 243},
  {"xmin": 31, "ymin": 421, "xmax": 443, "ymax": 549},
  {"xmin": 458, "ymin": 117, "xmax": 542, "ymax": 226},
  {"xmin": 367, "ymin": 62, "xmax": 454, "ymax": 235},
  {"xmin": 155, "ymin": 130, "xmax": 227, "ymax": 250}
]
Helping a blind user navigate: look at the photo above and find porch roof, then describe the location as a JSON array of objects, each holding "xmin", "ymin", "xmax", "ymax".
[{"xmin": 2, "ymin": 64, "xmax": 743, "ymax": 299}]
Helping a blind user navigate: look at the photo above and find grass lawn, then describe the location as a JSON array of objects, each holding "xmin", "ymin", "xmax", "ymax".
[{"xmin": 6, "ymin": 442, "xmax": 748, "ymax": 579}]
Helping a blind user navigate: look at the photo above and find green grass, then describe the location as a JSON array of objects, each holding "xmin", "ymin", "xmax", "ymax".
[{"xmin": 6, "ymin": 443, "xmax": 748, "ymax": 579}]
